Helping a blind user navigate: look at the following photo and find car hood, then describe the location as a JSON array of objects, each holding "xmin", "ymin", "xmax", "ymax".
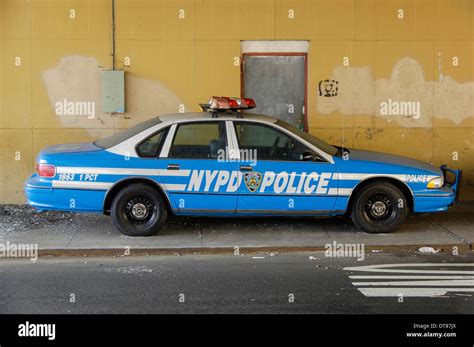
[
  {"xmin": 347, "ymin": 149, "xmax": 440, "ymax": 174},
  {"xmin": 40, "ymin": 142, "xmax": 102, "ymax": 155}
]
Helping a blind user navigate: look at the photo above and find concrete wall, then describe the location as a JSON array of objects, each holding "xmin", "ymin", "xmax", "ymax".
[{"xmin": 1, "ymin": 0, "xmax": 473, "ymax": 203}]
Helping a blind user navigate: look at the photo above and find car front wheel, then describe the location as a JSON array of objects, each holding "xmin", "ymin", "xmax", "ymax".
[
  {"xmin": 350, "ymin": 181, "xmax": 408, "ymax": 233},
  {"xmin": 111, "ymin": 183, "xmax": 168, "ymax": 236}
]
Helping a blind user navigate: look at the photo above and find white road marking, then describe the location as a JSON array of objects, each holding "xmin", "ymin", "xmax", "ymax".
[
  {"xmin": 357, "ymin": 288, "xmax": 474, "ymax": 298},
  {"xmin": 352, "ymin": 280, "xmax": 474, "ymax": 286},
  {"xmin": 345, "ymin": 264, "xmax": 474, "ymax": 298},
  {"xmin": 344, "ymin": 263, "xmax": 474, "ymax": 274},
  {"xmin": 350, "ymin": 275, "xmax": 474, "ymax": 280}
]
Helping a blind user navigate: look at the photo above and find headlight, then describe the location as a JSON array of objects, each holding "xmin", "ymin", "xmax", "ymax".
[{"xmin": 427, "ymin": 176, "xmax": 443, "ymax": 189}]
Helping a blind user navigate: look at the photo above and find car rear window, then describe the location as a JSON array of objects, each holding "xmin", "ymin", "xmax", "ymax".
[{"xmin": 94, "ymin": 117, "xmax": 162, "ymax": 149}]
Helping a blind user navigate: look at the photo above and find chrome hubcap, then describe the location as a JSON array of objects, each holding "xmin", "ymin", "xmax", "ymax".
[
  {"xmin": 131, "ymin": 203, "xmax": 148, "ymax": 220},
  {"xmin": 371, "ymin": 201, "xmax": 387, "ymax": 217}
]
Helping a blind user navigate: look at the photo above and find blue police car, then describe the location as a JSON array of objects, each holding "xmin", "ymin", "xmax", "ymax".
[{"xmin": 25, "ymin": 97, "xmax": 461, "ymax": 236}]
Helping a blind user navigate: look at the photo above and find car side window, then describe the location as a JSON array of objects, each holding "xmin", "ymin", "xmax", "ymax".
[
  {"xmin": 234, "ymin": 122, "xmax": 310, "ymax": 161},
  {"xmin": 169, "ymin": 122, "xmax": 227, "ymax": 159},
  {"xmin": 136, "ymin": 128, "xmax": 168, "ymax": 158}
]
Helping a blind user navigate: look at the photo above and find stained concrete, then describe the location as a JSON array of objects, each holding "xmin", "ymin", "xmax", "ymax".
[{"xmin": 0, "ymin": 204, "xmax": 472, "ymax": 253}]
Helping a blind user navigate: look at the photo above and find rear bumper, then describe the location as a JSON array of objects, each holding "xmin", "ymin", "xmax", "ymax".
[
  {"xmin": 25, "ymin": 174, "xmax": 105, "ymax": 212},
  {"xmin": 25, "ymin": 174, "xmax": 53, "ymax": 209},
  {"xmin": 25, "ymin": 185, "xmax": 53, "ymax": 209}
]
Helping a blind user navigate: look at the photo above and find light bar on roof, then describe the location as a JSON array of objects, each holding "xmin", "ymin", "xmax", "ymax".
[{"xmin": 200, "ymin": 96, "xmax": 256, "ymax": 112}]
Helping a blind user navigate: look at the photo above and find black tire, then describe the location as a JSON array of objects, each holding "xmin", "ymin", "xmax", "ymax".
[
  {"xmin": 111, "ymin": 183, "xmax": 168, "ymax": 236},
  {"xmin": 350, "ymin": 181, "xmax": 408, "ymax": 233}
]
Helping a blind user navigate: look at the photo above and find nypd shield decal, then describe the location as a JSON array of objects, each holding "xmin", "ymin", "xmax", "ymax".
[{"xmin": 244, "ymin": 171, "xmax": 262, "ymax": 193}]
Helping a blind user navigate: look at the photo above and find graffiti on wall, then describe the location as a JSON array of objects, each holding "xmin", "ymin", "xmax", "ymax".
[
  {"xmin": 316, "ymin": 57, "xmax": 474, "ymax": 127},
  {"xmin": 318, "ymin": 79, "xmax": 339, "ymax": 97}
]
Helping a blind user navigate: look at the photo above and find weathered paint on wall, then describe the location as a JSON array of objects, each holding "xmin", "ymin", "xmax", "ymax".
[
  {"xmin": 317, "ymin": 57, "xmax": 474, "ymax": 127},
  {"xmin": 42, "ymin": 55, "xmax": 188, "ymax": 133},
  {"xmin": 1, "ymin": 0, "xmax": 473, "ymax": 203}
]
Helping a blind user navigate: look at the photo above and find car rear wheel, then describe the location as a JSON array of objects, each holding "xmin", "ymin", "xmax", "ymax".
[
  {"xmin": 350, "ymin": 181, "xmax": 408, "ymax": 233},
  {"xmin": 111, "ymin": 183, "xmax": 168, "ymax": 236}
]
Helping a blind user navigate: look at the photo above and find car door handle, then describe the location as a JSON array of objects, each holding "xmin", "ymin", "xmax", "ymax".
[
  {"xmin": 240, "ymin": 165, "xmax": 253, "ymax": 171},
  {"xmin": 167, "ymin": 164, "xmax": 180, "ymax": 170}
]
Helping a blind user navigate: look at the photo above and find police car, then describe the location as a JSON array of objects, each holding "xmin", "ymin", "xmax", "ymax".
[{"xmin": 25, "ymin": 96, "xmax": 461, "ymax": 236}]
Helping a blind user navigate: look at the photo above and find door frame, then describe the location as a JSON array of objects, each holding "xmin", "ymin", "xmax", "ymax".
[
  {"xmin": 157, "ymin": 119, "xmax": 241, "ymax": 214},
  {"xmin": 240, "ymin": 52, "xmax": 309, "ymax": 132},
  {"xmin": 227, "ymin": 118, "xmax": 334, "ymax": 164}
]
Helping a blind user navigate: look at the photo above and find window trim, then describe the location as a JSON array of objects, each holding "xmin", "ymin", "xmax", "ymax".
[
  {"xmin": 94, "ymin": 117, "xmax": 163, "ymax": 149},
  {"xmin": 225, "ymin": 120, "xmax": 240, "ymax": 160},
  {"xmin": 231, "ymin": 120, "xmax": 333, "ymax": 164},
  {"xmin": 159, "ymin": 124, "xmax": 176, "ymax": 158},
  {"xmin": 165, "ymin": 120, "xmax": 229, "ymax": 160},
  {"xmin": 135, "ymin": 126, "xmax": 170, "ymax": 158}
]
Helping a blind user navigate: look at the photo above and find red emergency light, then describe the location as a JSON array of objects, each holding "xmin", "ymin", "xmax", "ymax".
[{"xmin": 200, "ymin": 96, "xmax": 256, "ymax": 112}]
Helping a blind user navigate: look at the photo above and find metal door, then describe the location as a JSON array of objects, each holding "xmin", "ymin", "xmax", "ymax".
[{"xmin": 242, "ymin": 53, "xmax": 307, "ymax": 130}]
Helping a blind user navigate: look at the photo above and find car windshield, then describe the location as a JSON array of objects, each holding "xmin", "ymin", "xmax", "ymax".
[
  {"xmin": 276, "ymin": 120, "xmax": 339, "ymax": 156},
  {"xmin": 94, "ymin": 117, "xmax": 162, "ymax": 149}
]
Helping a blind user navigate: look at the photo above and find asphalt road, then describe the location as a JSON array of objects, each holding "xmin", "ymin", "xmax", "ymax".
[{"xmin": 0, "ymin": 252, "xmax": 473, "ymax": 314}]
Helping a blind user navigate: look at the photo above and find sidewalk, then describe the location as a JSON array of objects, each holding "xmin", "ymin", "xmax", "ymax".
[{"xmin": 0, "ymin": 203, "xmax": 473, "ymax": 256}]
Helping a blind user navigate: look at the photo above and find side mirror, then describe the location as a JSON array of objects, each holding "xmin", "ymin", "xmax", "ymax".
[
  {"xmin": 301, "ymin": 151, "xmax": 325, "ymax": 162},
  {"xmin": 302, "ymin": 151, "xmax": 316, "ymax": 161}
]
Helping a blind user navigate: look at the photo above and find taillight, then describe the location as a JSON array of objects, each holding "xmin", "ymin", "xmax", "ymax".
[{"xmin": 36, "ymin": 163, "xmax": 56, "ymax": 177}]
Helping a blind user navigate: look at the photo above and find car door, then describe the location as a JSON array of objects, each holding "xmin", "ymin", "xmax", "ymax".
[
  {"xmin": 232, "ymin": 121, "xmax": 338, "ymax": 215},
  {"xmin": 158, "ymin": 120, "xmax": 240, "ymax": 215}
]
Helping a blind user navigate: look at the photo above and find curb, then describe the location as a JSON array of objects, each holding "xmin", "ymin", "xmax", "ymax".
[{"xmin": 35, "ymin": 243, "xmax": 473, "ymax": 258}]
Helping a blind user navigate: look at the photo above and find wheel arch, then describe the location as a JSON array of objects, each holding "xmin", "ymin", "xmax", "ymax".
[
  {"xmin": 103, "ymin": 177, "xmax": 173, "ymax": 215},
  {"xmin": 345, "ymin": 176, "xmax": 414, "ymax": 215}
]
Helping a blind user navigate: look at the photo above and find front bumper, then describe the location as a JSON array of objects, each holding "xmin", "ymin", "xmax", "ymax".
[
  {"xmin": 440, "ymin": 165, "xmax": 462, "ymax": 205},
  {"xmin": 413, "ymin": 165, "xmax": 461, "ymax": 213}
]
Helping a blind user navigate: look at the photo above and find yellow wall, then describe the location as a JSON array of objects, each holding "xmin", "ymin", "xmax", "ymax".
[{"xmin": 1, "ymin": 0, "xmax": 473, "ymax": 203}]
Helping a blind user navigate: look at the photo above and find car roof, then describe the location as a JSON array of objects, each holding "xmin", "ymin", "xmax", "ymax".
[{"xmin": 158, "ymin": 112, "xmax": 278, "ymax": 124}]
